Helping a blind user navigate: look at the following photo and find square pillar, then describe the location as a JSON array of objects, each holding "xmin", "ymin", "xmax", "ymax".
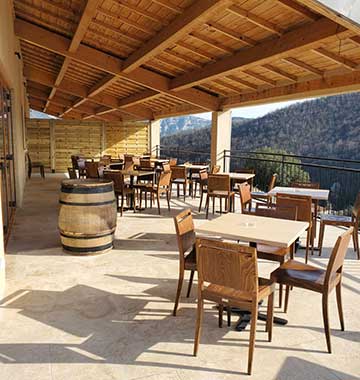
[
  {"xmin": 150, "ymin": 119, "xmax": 161, "ymax": 157},
  {"xmin": 210, "ymin": 110, "xmax": 232, "ymax": 172}
]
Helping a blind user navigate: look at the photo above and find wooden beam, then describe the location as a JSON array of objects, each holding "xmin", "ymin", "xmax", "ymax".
[
  {"xmin": 350, "ymin": 36, "xmax": 360, "ymax": 46},
  {"xmin": 222, "ymin": 69, "xmax": 360, "ymax": 109},
  {"xmin": 176, "ymin": 41, "xmax": 216, "ymax": 61},
  {"xmin": 189, "ymin": 32, "xmax": 234, "ymax": 54},
  {"xmin": 170, "ymin": 17, "xmax": 344, "ymax": 90},
  {"xmin": 118, "ymin": 89, "xmax": 160, "ymax": 107},
  {"xmin": 312, "ymin": 47, "xmax": 359, "ymax": 70},
  {"xmin": 283, "ymin": 57, "xmax": 324, "ymax": 76},
  {"xmin": 276, "ymin": 0, "xmax": 318, "ymax": 20},
  {"xmin": 243, "ymin": 70, "xmax": 277, "ymax": 86},
  {"xmin": 151, "ymin": 0, "xmax": 182, "ymax": 14},
  {"xmin": 122, "ymin": 0, "xmax": 231, "ymax": 73},
  {"xmin": 205, "ymin": 22, "xmax": 257, "ymax": 46},
  {"xmin": 228, "ymin": 5, "xmax": 285, "ymax": 35},
  {"xmin": 16, "ymin": 19, "xmax": 219, "ymax": 111},
  {"xmin": 227, "ymin": 75, "xmax": 258, "ymax": 90},
  {"xmin": 117, "ymin": 1, "xmax": 164, "ymax": 24},
  {"xmin": 262, "ymin": 64, "xmax": 298, "ymax": 82}
]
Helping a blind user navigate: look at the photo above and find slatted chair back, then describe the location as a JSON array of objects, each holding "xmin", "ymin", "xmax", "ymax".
[
  {"xmin": 124, "ymin": 155, "xmax": 134, "ymax": 171},
  {"xmin": 324, "ymin": 228, "xmax": 353, "ymax": 288},
  {"xmin": 171, "ymin": 166, "xmax": 186, "ymax": 180},
  {"xmin": 140, "ymin": 158, "xmax": 152, "ymax": 168},
  {"xmin": 162, "ymin": 163, "xmax": 171, "ymax": 172},
  {"xmin": 103, "ymin": 171, "xmax": 125, "ymax": 193},
  {"xmin": 238, "ymin": 182, "xmax": 252, "ymax": 212},
  {"xmin": 255, "ymin": 204, "xmax": 297, "ymax": 221},
  {"xmin": 196, "ymin": 238, "xmax": 258, "ymax": 298},
  {"xmin": 290, "ymin": 181, "xmax": 320, "ymax": 189},
  {"xmin": 169, "ymin": 158, "xmax": 178, "ymax": 167},
  {"xmin": 211, "ymin": 165, "xmax": 221, "ymax": 174},
  {"xmin": 174, "ymin": 209, "xmax": 196, "ymax": 261},
  {"xmin": 208, "ymin": 174, "xmax": 230, "ymax": 192},
  {"xmin": 158, "ymin": 170, "xmax": 171, "ymax": 188},
  {"xmin": 85, "ymin": 161, "xmax": 100, "ymax": 178},
  {"xmin": 67, "ymin": 168, "xmax": 77, "ymax": 179},
  {"xmin": 199, "ymin": 168, "xmax": 208, "ymax": 183},
  {"xmin": 268, "ymin": 174, "xmax": 277, "ymax": 191},
  {"xmin": 100, "ymin": 155, "xmax": 111, "ymax": 166},
  {"xmin": 276, "ymin": 193, "xmax": 312, "ymax": 224}
]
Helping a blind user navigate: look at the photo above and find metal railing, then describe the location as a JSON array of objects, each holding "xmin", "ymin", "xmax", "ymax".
[{"xmin": 156, "ymin": 145, "xmax": 360, "ymax": 215}]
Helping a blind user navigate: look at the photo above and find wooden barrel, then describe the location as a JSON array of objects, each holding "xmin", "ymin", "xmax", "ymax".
[{"xmin": 58, "ymin": 179, "xmax": 117, "ymax": 255}]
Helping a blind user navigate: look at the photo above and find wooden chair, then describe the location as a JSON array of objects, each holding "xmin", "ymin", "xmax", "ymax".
[
  {"xmin": 254, "ymin": 204, "xmax": 298, "ymax": 307},
  {"xmin": 211, "ymin": 164, "xmax": 221, "ymax": 174},
  {"xmin": 276, "ymin": 193, "xmax": 314, "ymax": 263},
  {"xmin": 103, "ymin": 170, "xmax": 134, "ymax": 216},
  {"xmin": 124, "ymin": 155, "xmax": 134, "ymax": 171},
  {"xmin": 170, "ymin": 166, "xmax": 188, "ymax": 201},
  {"xmin": 77, "ymin": 158, "xmax": 86, "ymax": 178},
  {"xmin": 67, "ymin": 167, "xmax": 77, "ymax": 179},
  {"xmin": 318, "ymin": 192, "xmax": 360, "ymax": 259},
  {"xmin": 234, "ymin": 168, "xmax": 255, "ymax": 189},
  {"xmin": 238, "ymin": 182, "xmax": 252, "ymax": 213},
  {"xmin": 270, "ymin": 228, "xmax": 353, "ymax": 353},
  {"xmin": 251, "ymin": 173, "xmax": 277, "ymax": 205},
  {"xmin": 173, "ymin": 209, "xmax": 197, "ymax": 316},
  {"xmin": 85, "ymin": 161, "xmax": 100, "ymax": 179},
  {"xmin": 100, "ymin": 155, "xmax": 112, "ymax": 166},
  {"xmin": 205, "ymin": 174, "xmax": 234, "ymax": 218},
  {"xmin": 162, "ymin": 163, "xmax": 171, "ymax": 172},
  {"xmin": 139, "ymin": 170, "xmax": 171, "ymax": 215},
  {"xmin": 169, "ymin": 158, "xmax": 178, "ymax": 167},
  {"xmin": 27, "ymin": 153, "xmax": 45, "ymax": 179},
  {"xmin": 139, "ymin": 158, "xmax": 153, "ymax": 169},
  {"xmin": 197, "ymin": 169, "xmax": 208, "ymax": 212},
  {"xmin": 194, "ymin": 238, "xmax": 275, "ymax": 375}
]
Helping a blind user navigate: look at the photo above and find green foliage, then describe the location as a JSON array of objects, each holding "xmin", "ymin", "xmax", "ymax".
[{"xmin": 243, "ymin": 147, "xmax": 310, "ymax": 191}]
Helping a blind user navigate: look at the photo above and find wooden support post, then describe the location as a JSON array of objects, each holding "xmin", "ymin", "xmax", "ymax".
[
  {"xmin": 49, "ymin": 120, "xmax": 56, "ymax": 173},
  {"xmin": 101, "ymin": 122, "xmax": 106, "ymax": 155},
  {"xmin": 211, "ymin": 110, "xmax": 232, "ymax": 172},
  {"xmin": 150, "ymin": 119, "xmax": 161, "ymax": 157}
]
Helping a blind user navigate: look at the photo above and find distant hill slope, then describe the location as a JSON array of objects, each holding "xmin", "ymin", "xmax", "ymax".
[
  {"xmin": 160, "ymin": 115, "xmax": 250, "ymax": 136},
  {"xmin": 161, "ymin": 93, "xmax": 360, "ymax": 160}
]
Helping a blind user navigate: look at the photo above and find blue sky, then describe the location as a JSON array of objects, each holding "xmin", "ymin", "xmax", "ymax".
[{"xmin": 193, "ymin": 98, "xmax": 312, "ymax": 120}]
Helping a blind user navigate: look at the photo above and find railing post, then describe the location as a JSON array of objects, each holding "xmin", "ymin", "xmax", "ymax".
[
  {"xmin": 156, "ymin": 144, "xmax": 160, "ymax": 158},
  {"xmin": 280, "ymin": 154, "xmax": 285, "ymax": 185}
]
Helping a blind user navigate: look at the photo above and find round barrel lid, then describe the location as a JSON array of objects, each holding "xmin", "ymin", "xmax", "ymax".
[{"xmin": 61, "ymin": 179, "xmax": 113, "ymax": 189}]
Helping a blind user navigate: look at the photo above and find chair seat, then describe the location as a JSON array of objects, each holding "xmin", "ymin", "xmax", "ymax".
[
  {"xmin": 270, "ymin": 259, "xmax": 337, "ymax": 292},
  {"xmin": 251, "ymin": 191, "xmax": 268, "ymax": 198},
  {"xmin": 184, "ymin": 248, "xmax": 196, "ymax": 271},
  {"xmin": 208, "ymin": 190, "xmax": 234, "ymax": 197},
  {"xmin": 32, "ymin": 162, "xmax": 44, "ymax": 167},
  {"xmin": 203, "ymin": 277, "xmax": 274, "ymax": 303},
  {"xmin": 257, "ymin": 244, "xmax": 290, "ymax": 262},
  {"xmin": 320, "ymin": 214, "xmax": 353, "ymax": 225},
  {"xmin": 172, "ymin": 179, "xmax": 187, "ymax": 184}
]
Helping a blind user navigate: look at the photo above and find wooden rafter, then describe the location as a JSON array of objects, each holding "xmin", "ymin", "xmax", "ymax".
[
  {"xmin": 122, "ymin": 0, "xmax": 232, "ymax": 73},
  {"xmin": 312, "ymin": 47, "xmax": 359, "ymax": 70},
  {"xmin": 44, "ymin": 0, "xmax": 101, "ymax": 113},
  {"xmin": 170, "ymin": 17, "xmax": 346, "ymax": 90},
  {"xmin": 189, "ymin": 32, "xmax": 233, "ymax": 54},
  {"xmin": 151, "ymin": 0, "xmax": 182, "ymax": 14},
  {"xmin": 205, "ymin": 22, "xmax": 257, "ymax": 46},
  {"xmin": 283, "ymin": 57, "xmax": 324, "ymax": 76},
  {"xmin": 276, "ymin": 0, "xmax": 318, "ymax": 20},
  {"xmin": 228, "ymin": 5, "xmax": 285, "ymax": 36},
  {"xmin": 15, "ymin": 19, "xmax": 219, "ymax": 112},
  {"xmin": 227, "ymin": 75, "xmax": 258, "ymax": 90},
  {"xmin": 262, "ymin": 64, "xmax": 297, "ymax": 82},
  {"xmin": 243, "ymin": 70, "xmax": 277, "ymax": 86}
]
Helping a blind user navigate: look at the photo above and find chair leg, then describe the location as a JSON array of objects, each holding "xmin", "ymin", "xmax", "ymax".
[
  {"xmin": 139, "ymin": 191, "xmax": 143, "ymax": 210},
  {"xmin": 322, "ymin": 293, "xmax": 332, "ymax": 353},
  {"xmin": 248, "ymin": 302, "xmax": 258, "ymax": 375},
  {"xmin": 305, "ymin": 229, "xmax": 311, "ymax": 263},
  {"xmin": 198, "ymin": 190, "xmax": 203, "ymax": 212},
  {"xmin": 156, "ymin": 193, "xmax": 161, "ymax": 215},
  {"xmin": 279, "ymin": 284, "xmax": 283, "ymax": 308},
  {"xmin": 183, "ymin": 183, "xmax": 186, "ymax": 201},
  {"xmin": 212, "ymin": 197, "xmax": 215, "ymax": 215},
  {"xmin": 120, "ymin": 194, "xmax": 124, "ymax": 216},
  {"xmin": 166, "ymin": 190, "xmax": 171, "ymax": 211},
  {"xmin": 193, "ymin": 296, "xmax": 204, "ymax": 356},
  {"xmin": 318, "ymin": 222, "xmax": 325, "ymax": 256},
  {"xmin": 335, "ymin": 282, "xmax": 345, "ymax": 331},
  {"xmin": 220, "ymin": 198, "xmax": 222, "ymax": 214},
  {"xmin": 266, "ymin": 292, "xmax": 274, "ymax": 342},
  {"xmin": 352, "ymin": 226, "xmax": 360, "ymax": 259},
  {"xmin": 186, "ymin": 270, "xmax": 195, "ymax": 298},
  {"xmin": 173, "ymin": 267, "xmax": 184, "ymax": 316},
  {"xmin": 205, "ymin": 195, "xmax": 210, "ymax": 219},
  {"xmin": 227, "ymin": 305, "xmax": 231, "ymax": 327},
  {"xmin": 284, "ymin": 285, "xmax": 290, "ymax": 313},
  {"xmin": 218, "ymin": 304, "xmax": 223, "ymax": 328}
]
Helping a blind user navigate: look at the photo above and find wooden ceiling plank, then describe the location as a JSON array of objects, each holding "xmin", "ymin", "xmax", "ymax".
[
  {"xmin": 228, "ymin": 4, "xmax": 285, "ymax": 35},
  {"xmin": 276, "ymin": 0, "xmax": 318, "ymax": 20},
  {"xmin": 189, "ymin": 32, "xmax": 234, "ymax": 54},
  {"xmin": 312, "ymin": 47, "xmax": 359, "ymax": 70},
  {"xmin": 283, "ymin": 57, "xmax": 324, "ymax": 76},
  {"xmin": 226, "ymin": 75, "xmax": 258, "ymax": 90},
  {"xmin": 118, "ymin": 89, "xmax": 160, "ymax": 107},
  {"xmin": 243, "ymin": 70, "xmax": 277, "ymax": 86},
  {"xmin": 122, "ymin": 0, "xmax": 232, "ymax": 73},
  {"xmin": 116, "ymin": 1, "xmax": 165, "ymax": 24},
  {"xmin": 170, "ymin": 17, "xmax": 346, "ymax": 90},
  {"xmin": 206, "ymin": 22, "xmax": 257, "ymax": 46},
  {"xmin": 151, "ymin": 0, "xmax": 182, "ymax": 14},
  {"xmin": 176, "ymin": 41, "xmax": 217, "ymax": 61},
  {"xmin": 262, "ymin": 63, "xmax": 298, "ymax": 82}
]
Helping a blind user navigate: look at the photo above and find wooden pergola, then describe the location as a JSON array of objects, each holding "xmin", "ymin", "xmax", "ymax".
[{"xmin": 14, "ymin": 0, "xmax": 360, "ymax": 123}]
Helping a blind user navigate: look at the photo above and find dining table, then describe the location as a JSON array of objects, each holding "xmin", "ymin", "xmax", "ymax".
[{"xmin": 197, "ymin": 212, "xmax": 309, "ymax": 330}]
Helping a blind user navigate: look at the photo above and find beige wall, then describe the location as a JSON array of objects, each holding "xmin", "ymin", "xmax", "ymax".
[{"xmin": 0, "ymin": 0, "xmax": 27, "ymax": 207}]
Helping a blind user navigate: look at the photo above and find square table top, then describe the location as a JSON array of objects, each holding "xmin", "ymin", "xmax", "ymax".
[
  {"xmin": 268, "ymin": 186, "xmax": 330, "ymax": 201},
  {"xmin": 196, "ymin": 213, "xmax": 309, "ymax": 248},
  {"xmin": 228, "ymin": 172, "xmax": 255, "ymax": 181},
  {"xmin": 180, "ymin": 163, "xmax": 209, "ymax": 170},
  {"xmin": 118, "ymin": 170, "xmax": 155, "ymax": 177}
]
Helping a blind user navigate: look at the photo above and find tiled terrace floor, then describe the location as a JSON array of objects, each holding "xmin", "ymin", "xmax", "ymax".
[{"xmin": 1, "ymin": 174, "xmax": 359, "ymax": 380}]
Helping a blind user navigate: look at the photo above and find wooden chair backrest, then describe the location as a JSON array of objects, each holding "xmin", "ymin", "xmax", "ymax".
[
  {"xmin": 171, "ymin": 166, "xmax": 186, "ymax": 180},
  {"xmin": 100, "ymin": 155, "xmax": 111, "ymax": 166},
  {"xmin": 174, "ymin": 209, "xmax": 196, "ymax": 260},
  {"xmin": 158, "ymin": 170, "xmax": 171, "ymax": 187},
  {"xmin": 290, "ymin": 181, "xmax": 320, "ymax": 189},
  {"xmin": 238, "ymin": 183, "xmax": 252, "ymax": 210},
  {"xmin": 103, "ymin": 171, "xmax": 125, "ymax": 192},
  {"xmin": 324, "ymin": 228, "xmax": 353, "ymax": 288},
  {"xmin": 67, "ymin": 168, "xmax": 77, "ymax": 179},
  {"xmin": 169, "ymin": 158, "xmax": 178, "ymax": 166},
  {"xmin": 268, "ymin": 173, "xmax": 277, "ymax": 191},
  {"xmin": 162, "ymin": 163, "xmax": 171, "ymax": 172},
  {"xmin": 352, "ymin": 192, "xmax": 360, "ymax": 220},
  {"xmin": 26, "ymin": 152, "xmax": 32, "ymax": 167},
  {"xmin": 199, "ymin": 168, "xmax": 208, "ymax": 183},
  {"xmin": 140, "ymin": 159, "xmax": 152, "ymax": 168},
  {"xmin": 85, "ymin": 161, "xmax": 100, "ymax": 178},
  {"xmin": 235, "ymin": 168, "xmax": 255, "ymax": 174},
  {"xmin": 208, "ymin": 174, "xmax": 230, "ymax": 192},
  {"xmin": 255, "ymin": 204, "xmax": 297, "ymax": 220},
  {"xmin": 211, "ymin": 165, "xmax": 221, "ymax": 174},
  {"xmin": 77, "ymin": 158, "xmax": 86, "ymax": 170},
  {"xmin": 276, "ymin": 193, "xmax": 312, "ymax": 223},
  {"xmin": 196, "ymin": 238, "xmax": 258, "ymax": 298}
]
